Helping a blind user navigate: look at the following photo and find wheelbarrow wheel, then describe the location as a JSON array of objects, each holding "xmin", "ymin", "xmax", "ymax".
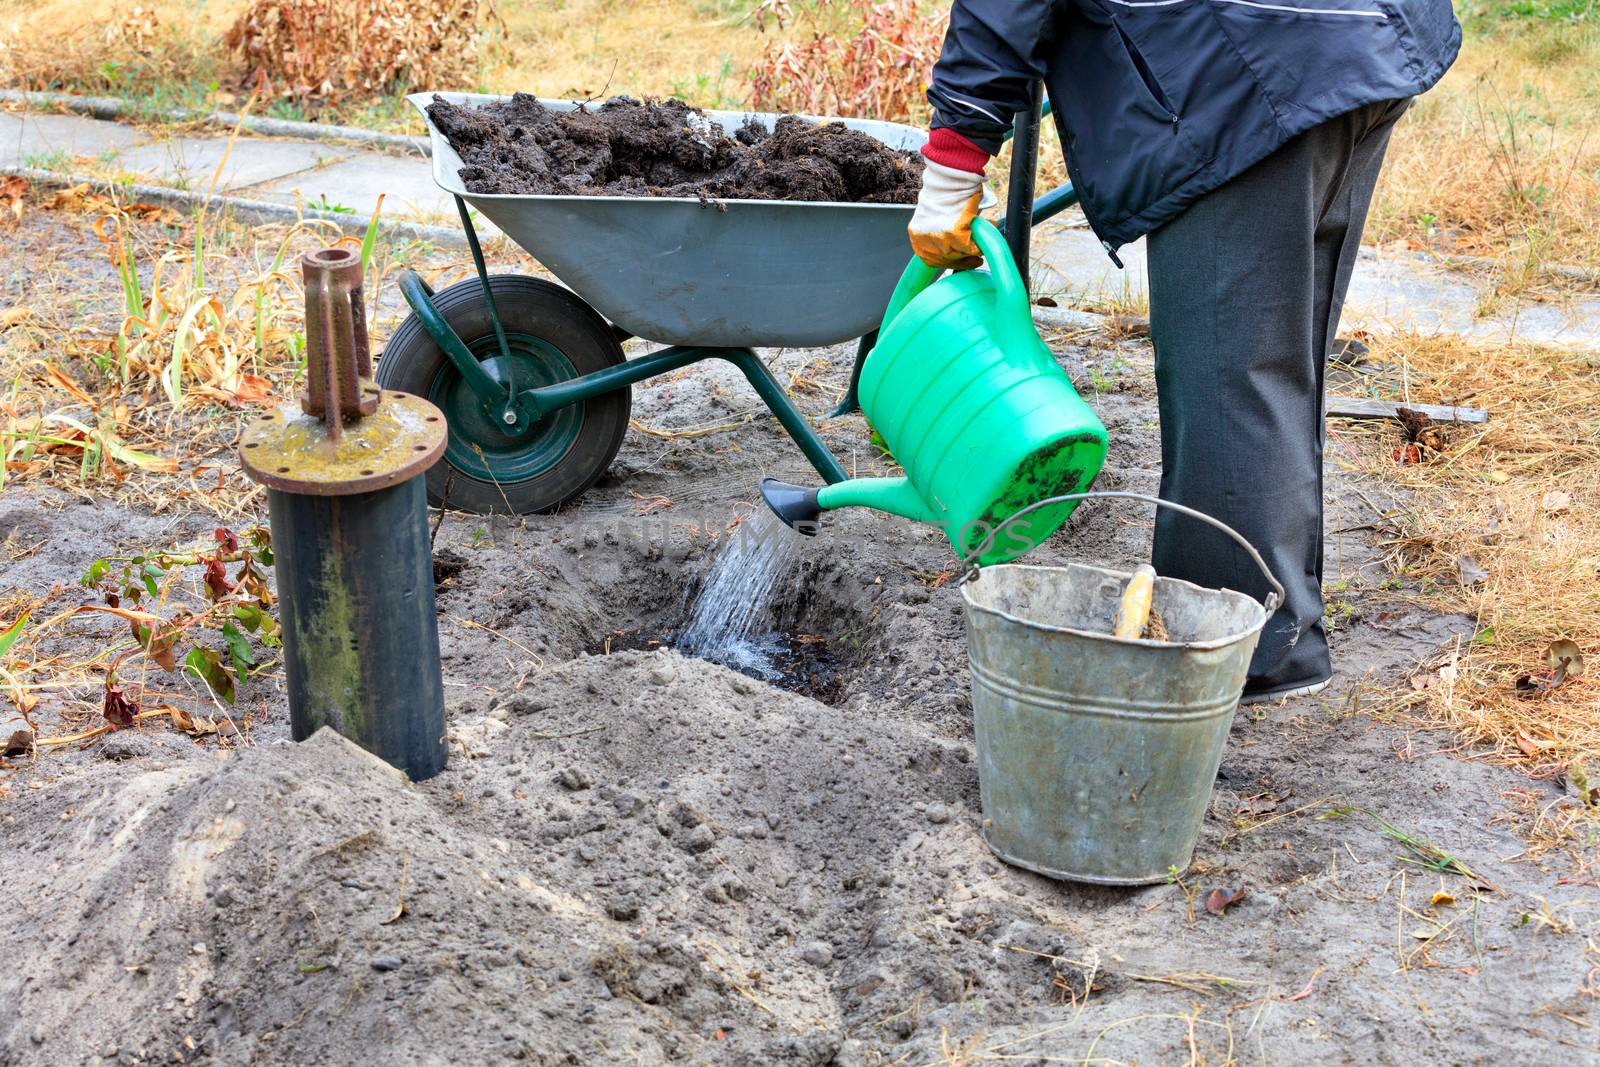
[{"xmin": 377, "ymin": 275, "xmax": 631, "ymax": 514}]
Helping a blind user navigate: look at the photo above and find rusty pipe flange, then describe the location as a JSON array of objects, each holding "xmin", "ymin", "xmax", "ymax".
[{"xmin": 240, "ymin": 387, "xmax": 447, "ymax": 496}]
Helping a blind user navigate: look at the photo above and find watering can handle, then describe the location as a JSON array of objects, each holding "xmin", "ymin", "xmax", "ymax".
[
  {"xmin": 881, "ymin": 218, "xmax": 1032, "ymax": 335},
  {"xmin": 960, "ymin": 491, "xmax": 1286, "ymax": 615}
]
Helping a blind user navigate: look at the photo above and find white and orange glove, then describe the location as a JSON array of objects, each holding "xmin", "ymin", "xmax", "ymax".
[{"xmin": 908, "ymin": 128, "xmax": 993, "ymax": 270}]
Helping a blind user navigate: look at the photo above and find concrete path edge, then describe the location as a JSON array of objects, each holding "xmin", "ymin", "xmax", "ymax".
[
  {"xmin": 1, "ymin": 164, "xmax": 464, "ymax": 247},
  {"xmin": 0, "ymin": 89, "xmax": 428, "ymax": 157}
]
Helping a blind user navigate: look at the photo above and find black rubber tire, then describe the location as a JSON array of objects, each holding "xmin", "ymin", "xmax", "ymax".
[{"xmin": 377, "ymin": 275, "xmax": 630, "ymax": 515}]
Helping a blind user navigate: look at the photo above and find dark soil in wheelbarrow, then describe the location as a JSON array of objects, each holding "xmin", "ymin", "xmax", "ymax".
[{"xmin": 427, "ymin": 93, "xmax": 925, "ymax": 203}]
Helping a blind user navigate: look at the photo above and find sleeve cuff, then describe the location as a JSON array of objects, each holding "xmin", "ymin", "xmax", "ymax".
[{"xmin": 921, "ymin": 128, "xmax": 991, "ymax": 175}]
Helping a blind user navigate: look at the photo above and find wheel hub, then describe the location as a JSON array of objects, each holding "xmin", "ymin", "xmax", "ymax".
[{"xmin": 428, "ymin": 334, "xmax": 584, "ymax": 483}]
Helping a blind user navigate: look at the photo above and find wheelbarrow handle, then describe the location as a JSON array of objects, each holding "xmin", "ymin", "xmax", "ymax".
[{"xmin": 961, "ymin": 491, "xmax": 1285, "ymax": 615}]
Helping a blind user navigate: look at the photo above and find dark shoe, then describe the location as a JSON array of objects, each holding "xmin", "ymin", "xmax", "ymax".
[{"xmin": 1239, "ymin": 676, "xmax": 1331, "ymax": 706}]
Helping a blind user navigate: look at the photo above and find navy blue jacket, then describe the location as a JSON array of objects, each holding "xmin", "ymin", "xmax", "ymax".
[{"xmin": 927, "ymin": 0, "xmax": 1460, "ymax": 255}]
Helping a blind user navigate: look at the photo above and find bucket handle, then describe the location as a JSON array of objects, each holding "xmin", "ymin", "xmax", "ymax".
[
  {"xmin": 960, "ymin": 491, "xmax": 1285, "ymax": 615},
  {"xmin": 880, "ymin": 218, "xmax": 1031, "ymax": 338}
]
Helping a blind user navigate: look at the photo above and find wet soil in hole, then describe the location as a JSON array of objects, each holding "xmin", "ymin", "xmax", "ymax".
[
  {"xmin": 427, "ymin": 94, "xmax": 924, "ymax": 203},
  {"xmin": 432, "ymin": 547, "xmax": 469, "ymax": 590},
  {"xmin": 592, "ymin": 625, "xmax": 849, "ymax": 705}
]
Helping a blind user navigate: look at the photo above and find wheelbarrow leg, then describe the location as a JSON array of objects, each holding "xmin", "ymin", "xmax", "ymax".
[
  {"xmin": 455, "ymin": 195, "xmax": 515, "ymax": 368},
  {"xmin": 395, "ymin": 201, "xmax": 534, "ymax": 432},
  {"xmin": 828, "ymin": 330, "xmax": 876, "ymax": 419},
  {"xmin": 397, "ymin": 270, "xmax": 509, "ymax": 415},
  {"xmin": 722, "ymin": 349, "xmax": 849, "ymax": 484}
]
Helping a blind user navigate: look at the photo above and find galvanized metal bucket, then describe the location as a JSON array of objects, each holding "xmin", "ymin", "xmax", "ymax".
[{"xmin": 959, "ymin": 492, "xmax": 1284, "ymax": 885}]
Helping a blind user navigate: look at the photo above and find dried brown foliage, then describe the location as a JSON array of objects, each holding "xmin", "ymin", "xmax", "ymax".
[
  {"xmin": 746, "ymin": 0, "xmax": 947, "ymax": 123},
  {"xmin": 0, "ymin": 6, "xmax": 212, "ymax": 95},
  {"xmin": 223, "ymin": 0, "xmax": 500, "ymax": 106}
]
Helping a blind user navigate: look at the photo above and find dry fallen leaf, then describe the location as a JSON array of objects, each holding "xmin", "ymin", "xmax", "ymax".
[
  {"xmin": 1411, "ymin": 925, "xmax": 1443, "ymax": 941},
  {"xmin": 36, "ymin": 361, "xmax": 95, "ymax": 405},
  {"xmin": 1431, "ymin": 891, "xmax": 1457, "ymax": 908},
  {"xmin": 1236, "ymin": 793, "xmax": 1282, "ymax": 817},
  {"xmin": 1515, "ymin": 731, "xmax": 1552, "ymax": 760},
  {"xmin": 1205, "ymin": 885, "xmax": 1248, "ymax": 916},
  {"xmin": 1517, "ymin": 641, "xmax": 1584, "ymax": 698},
  {"xmin": 1456, "ymin": 555, "xmax": 1488, "ymax": 587},
  {"xmin": 166, "ymin": 705, "xmax": 219, "ymax": 737},
  {"xmin": 0, "ymin": 175, "xmax": 24, "ymax": 223},
  {"xmin": 1542, "ymin": 490, "xmax": 1572, "ymax": 515},
  {"xmin": 1546, "ymin": 639, "xmax": 1584, "ymax": 679},
  {"xmin": 2, "ymin": 710, "xmax": 34, "ymax": 756},
  {"xmin": 231, "ymin": 373, "xmax": 275, "ymax": 406},
  {"xmin": 43, "ymin": 184, "xmax": 93, "ymax": 213}
]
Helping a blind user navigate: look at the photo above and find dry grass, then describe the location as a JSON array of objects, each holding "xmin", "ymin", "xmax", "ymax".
[
  {"xmin": 0, "ymin": 5, "xmax": 226, "ymax": 107},
  {"xmin": 1369, "ymin": 15, "xmax": 1600, "ymax": 288},
  {"xmin": 494, "ymin": 0, "xmax": 762, "ymax": 105},
  {"xmin": 1338, "ymin": 332, "xmax": 1600, "ymax": 772},
  {"xmin": 0, "ymin": 175, "xmax": 361, "ymax": 505}
]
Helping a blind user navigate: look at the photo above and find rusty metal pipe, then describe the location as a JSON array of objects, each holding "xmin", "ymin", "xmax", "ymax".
[
  {"xmin": 268, "ymin": 480, "xmax": 445, "ymax": 779},
  {"xmin": 240, "ymin": 248, "xmax": 449, "ymax": 780},
  {"xmin": 301, "ymin": 248, "xmax": 378, "ymax": 439}
]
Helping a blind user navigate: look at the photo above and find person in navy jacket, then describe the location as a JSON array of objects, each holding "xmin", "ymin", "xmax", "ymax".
[{"xmin": 909, "ymin": 0, "xmax": 1460, "ymax": 702}]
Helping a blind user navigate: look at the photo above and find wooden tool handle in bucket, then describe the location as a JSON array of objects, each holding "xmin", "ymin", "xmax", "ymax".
[
  {"xmin": 1112, "ymin": 564, "xmax": 1157, "ymax": 639},
  {"xmin": 960, "ymin": 491, "xmax": 1285, "ymax": 617}
]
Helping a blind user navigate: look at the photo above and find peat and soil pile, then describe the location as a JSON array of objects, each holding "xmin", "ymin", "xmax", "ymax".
[{"xmin": 427, "ymin": 94, "xmax": 924, "ymax": 203}]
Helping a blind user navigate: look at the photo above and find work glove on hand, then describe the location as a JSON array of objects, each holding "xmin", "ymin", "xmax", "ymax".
[{"xmin": 908, "ymin": 159, "xmax": 986, "ymax": 271}]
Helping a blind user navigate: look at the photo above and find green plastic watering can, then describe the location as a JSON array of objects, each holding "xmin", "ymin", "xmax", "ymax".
[{"xmin": 761, "ymin": 218, "xmax": 1108, "ymax": 564}]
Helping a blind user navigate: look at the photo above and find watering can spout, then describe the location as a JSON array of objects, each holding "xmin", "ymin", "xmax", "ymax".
[
  {"xmin": 759, "ymin": 478, "xmax": 823, "ymax": 534},
  {"xmin": 818, "ymin": 477, "xmax": 943, "ymax": 524},
  {"xmin": 760, "ymin": 476, "xmax": 943, "ymax": 532}
]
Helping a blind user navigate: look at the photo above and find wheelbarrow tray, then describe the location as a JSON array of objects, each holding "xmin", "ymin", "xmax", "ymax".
[{"xmin": 412, "ymin": 92, "xmax": 926, "ymax": 349}]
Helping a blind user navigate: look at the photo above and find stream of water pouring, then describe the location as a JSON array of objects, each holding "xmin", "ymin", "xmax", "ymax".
[{"xmin": 677, "ymin": 510, "xmax": 806, "ymax": 677}]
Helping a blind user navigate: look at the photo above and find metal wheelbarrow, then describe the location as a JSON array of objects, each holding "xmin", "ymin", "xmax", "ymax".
[{"xmin": 384, "ymin": 86, "xmax": 1075, "ymax": 513}]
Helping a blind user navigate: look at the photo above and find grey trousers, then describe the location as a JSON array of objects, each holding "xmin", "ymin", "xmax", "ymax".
[{"xmin": 1146, "ymin": 98, "xmax": 1410, "ymax": 695}]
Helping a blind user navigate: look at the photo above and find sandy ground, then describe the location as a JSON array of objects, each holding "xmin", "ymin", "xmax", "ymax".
[{"xmin": 2, "ymin": 212, "xmax": 1599, "ymax": 1066}]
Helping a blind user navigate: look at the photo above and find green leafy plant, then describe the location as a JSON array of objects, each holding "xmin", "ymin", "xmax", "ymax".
[
  {"xmin": 81, "ymin": 527, "xmax": 280, "ymax": 714},
  {"xmin": 21, "ymin": 149, "xmax": 71, "ymax": 171},
  {"xmin": 306, "ymin": 194, "xmax": 356, "ymax": 216}
]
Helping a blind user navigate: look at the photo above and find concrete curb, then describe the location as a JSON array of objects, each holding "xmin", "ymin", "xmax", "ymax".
[
  {"xmin": 1, "ymin": 165, "xmax": 466, "ymax": 248},
  {"xmin": 1425, "ymin": 251, "xmax": 1599, "ymax": 287},
  {"xmin": 0, "ymin": 89, "xmax": 429, "ymax": 157}
]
